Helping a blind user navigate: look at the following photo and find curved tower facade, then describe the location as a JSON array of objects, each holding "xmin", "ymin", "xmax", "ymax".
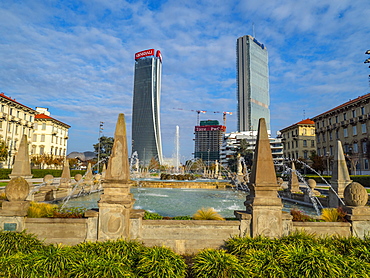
[
  {"xmin": 237, "ymin": 35, "xmax": 270, "ymax": 133},
  {"xmin": 131, "ymin": 49, "xmax": 163, "ymax": 166}
]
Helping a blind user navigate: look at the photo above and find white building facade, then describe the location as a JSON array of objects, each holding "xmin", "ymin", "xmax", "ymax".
[
  {"xmin": 220, "ymin": 131, "xmax": 284, "ymax": 170},
  {"xmin": 32, "ymin": 107, "xmax": 70, "ymax": 160},
  {"xmin": 0, "ymin": 93, "xmax": 36, "ymax": 168}
]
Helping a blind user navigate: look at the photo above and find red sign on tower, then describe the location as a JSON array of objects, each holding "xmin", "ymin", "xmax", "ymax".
[{"xmin": 135, "ymin": 49, "xmax": 155, "ymax": 60}]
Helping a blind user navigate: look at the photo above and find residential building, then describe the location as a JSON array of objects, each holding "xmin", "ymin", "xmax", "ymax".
[
  {"xmin": 0, "ymin": 93, "xmax": 36, "ymax": 168},
  {"xmin": 236, "ymin": 35, "xmax": 270, "ymax": 132},
  {"xmin": 194, "ymin": 120, "xmax": 226, "ymax": 165},
  {"xmin": 312, "ymin": 93, "xmax": 370, "ymax": 175},
  {"xmin": 279, "ymin": 119, "xmax": 316, "ymax": 160},
  {"xmin": 220, "ymin": 131, "xmax": 284, "ymax": 170},
  {"xmin": 32, "ymin": 107, "xmax": 70, "ymax": 168},
  {"xmin": 131, "ymin": 49, "xmax": 163, "ymax": 166}
]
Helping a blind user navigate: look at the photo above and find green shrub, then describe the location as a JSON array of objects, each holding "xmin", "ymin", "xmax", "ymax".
[
  {"xmin": 225, "ymin": 235, "xmax": 278, "ymax": 255},
  {"xmin": 172, "ymin": 215, "xmax": 192, "ymax": 220},
  {"xmin": 136, "ymin": 246, "xmax": 186, "ymax": 278},
  {"xmin": 0, "ymin": 231, "xmax": 46, "ymax": 256},
  {"xmin": 192, "ymin": 249, "xmax": 246, "ymax": 278},
  {"xmin": 144, "ymin": 211, "xmax": 163, "ymax": 220}
]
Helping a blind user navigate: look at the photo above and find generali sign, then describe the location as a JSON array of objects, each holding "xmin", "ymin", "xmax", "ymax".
[{"xmin": 135, "ymin": 49, "xmax": 154, "ymax": 60}]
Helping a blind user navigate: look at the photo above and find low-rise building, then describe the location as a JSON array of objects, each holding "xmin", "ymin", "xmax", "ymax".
[
  {"xmin": 32, "ymin": 107, "xmax": 70, "ymax": 168},
  {"xmin": 220, "ymin": 131, "xmax": 284, "ymax": 170},
  {"xmin": 312, "ymin": 93, "xmax": 370, "ymax": 175},
  {"xmin": 0, "ymin": 93, "xmax": 36, "ymax": 168},
  {"xmin": 279, "ymin": 119, "xmax": 316, "ymax": 160}
]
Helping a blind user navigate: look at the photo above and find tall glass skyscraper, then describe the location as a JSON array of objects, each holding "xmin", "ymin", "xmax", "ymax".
[
  {"xmin": 132, "ymin": 49, "xmax": 163, "ymax": 166},
  {"xmin": 236, "ymin": 35, "xmax": 270, "ymax": 133}
]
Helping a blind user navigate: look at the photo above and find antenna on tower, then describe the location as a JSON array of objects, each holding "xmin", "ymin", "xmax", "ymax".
[
  {"xmin": 252, "ymin": 22, "xmax": 255, "ymax": 38},
  {"xmin": 303, "ymin": 109, "xmax": 306, "ymax": 119}
]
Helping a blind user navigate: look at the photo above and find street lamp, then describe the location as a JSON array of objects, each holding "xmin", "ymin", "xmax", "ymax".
[
  {"xmin": 326, "ymin": 151, "xmax": 330, "ymax": 176},
  {"xmin": 97, "ymin": 121, "xmax": 104, "ymax": 168}
]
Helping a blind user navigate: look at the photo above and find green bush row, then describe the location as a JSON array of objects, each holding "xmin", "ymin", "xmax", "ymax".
[
  {"xmin": 304, "ymin": 175, "xmax": 370, "ymax": 187},
  {"xmin": 1, "ymin": 230, "xmax": 370, "ymax": 277},
  {"xmin": 0, "ymin": 169, "xmax": 86, "ymax": 179}
]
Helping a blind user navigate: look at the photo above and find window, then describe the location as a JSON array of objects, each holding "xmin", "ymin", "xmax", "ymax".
[
  {"xmin": 361, "ymin": 107, "xmax": 365, "ymax": 115},
  {"xmin": 335, "ymin": 116, "xmax": 338, "ymax": 123},
  {"xmin": 287, "ymin": 142, "xmax": 290, "ymax": 149},
  {"xmin": 344, "ymin": 128, "xmax": 348, "ymax": 137},
  {"xmin": 343, "ymin": 113, "xmax": 347, "ymax": 120},
  {"xmin": 362, "ymin": 123, "xmax": 367, "ymax": 133},
  {"xmin": 40, "ymin": 146, "xmax": 44, "ymax": 155},
  {"xmin": 329, "ymin": 132, "xmax": 332, "ymax": 141},
  {"xmin": 311, "ymin": 129, "xmax": 315, "ymax": 135},
  {"xmin": 318, "ymin": 148, "xmax": 321, "ymax": 156},
  {"xmin": 317, "ymin": 136, "xmax": 320, "ymax": 143},
  {"xmin": 10, "ymin": 108, "xmax": 13, "ymax": 116},
  {"xmin": 303, "ymin": 128, "xmax": 307, "ymax": 135},
  {"xmin": 352, "ymin": 110, "xmax": 356, "ymax": 118},
  {"xmin": 15, "ymin": 125, "xmax": 18, "ymax": 135},
  {"xmin": 329, "ymin": 118, "xmax": 332, "ymax": 125},
  {"xmin": 362, "ymin": 141, "xmax": 367, "ymax": 154},
  {"xmin": 344, "ymin": 144, "xmax": 349, "ymax": 154},
  {"xmin": 364, "ymin": 159, "xmax": 369, "ymax": 170},
  {"xmin": 8, "ymin": 123, "xmax": 11, "ymax": 132},
  {"xmin": 336, "ymin": 130, "xmax": 339, "ymax": 139},
  {"xmin": 303, "ymin": 140, "xmax": 307, "ymax": 147},
  {"xmin": 322, "ymin": 133, "xmax": 326, "ymax": 142},
  {"xmin": 41, "ymin": 134, "xmax": 45, "ymax": 142},
  {"xmin": 31, "ymin": 146, "xmax": 36, "ymax": 155},
  {"xmin": 353, "ymin": 125, "xmax": 357, "ymax": 136},
  {"xmin": 353, "ymin": 143, "xmax": 358, "ymax": 153},
  {"xmin": 0, "ymin": 121, "xmax": 2, "ymax": 129},
  {"xmin": 34, "ymin": 123, "xmax": 38, "ymax": 130},
  {"xmin": 55, "ymin": 148, "xmax": 58, "ymax": 155},
  {"xmin": 33, "ymin": 134, "xmax": 37, "ymax": 142},
  {"xmin": 295, "ymin": 141, "xmax": 298, "ymax": 148},
  {"xmin": 304, "ymin": 151, "xmax": 308, "ymax": 159},
  {"xmin": 42, "ymin": 123, "xmax": 46, "ymax": 130},
  {"xmin": 323, "ymin": 147, "xmax": 327, "ymax": 155},
  {"xmin": 330, "ymin": 146, "xmax": 333, "ymax": 156},
  {"xmin": 311, "ymin": 140, "xmax": 315, "ymax": 147}
]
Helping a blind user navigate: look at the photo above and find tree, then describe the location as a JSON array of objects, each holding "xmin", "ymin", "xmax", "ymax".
[
  {"xmin": 227, "ymin": 139, "xmax": 253, "ymax": 172},
  {"xmin": 309, "ymin": 151, "xmax": 325, "ymax": 174},
  {"xmin": 93, "ymin": 136, "xmax": 114, "ymax": 161},
  {"xmin": 148, "ymin": 157, "xmax": 160, "ymax": 171},
  {"xmin": 0, "ymin": 140, "xmax": 8, "ymax": 161}
]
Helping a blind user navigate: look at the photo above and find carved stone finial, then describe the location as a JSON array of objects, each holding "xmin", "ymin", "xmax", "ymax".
[{"xmin": 344, "ymin": 182, "xmax": 368, "ymax": 207}]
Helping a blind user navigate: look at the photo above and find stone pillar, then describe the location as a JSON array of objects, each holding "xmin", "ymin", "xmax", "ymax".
[
  {"xmin": 343, "ymin": 182, "xmax": 370, "ymax": 239},
  {"xmin": 288, "ymin": 162, "xmax": 300, "ymax": 193},
  {"xmin": 244, "ymin": 118, "xmax": 283, "ymax": 238},
  {"xmin": 329, "ymin": 140, "xmax": 352, "ymax": 207},
  {"xmin": 59, "ymin": 159, "xmax": 71, "ymax": 188},
  {"xmin": 98, "ymin": 114, "xmax": 136, "ymax": 241}
]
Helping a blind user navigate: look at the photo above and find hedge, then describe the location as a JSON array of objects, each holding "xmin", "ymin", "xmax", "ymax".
[{"xmin": 0, "ymin": 169, "xmax": 86, "ymax": 179}]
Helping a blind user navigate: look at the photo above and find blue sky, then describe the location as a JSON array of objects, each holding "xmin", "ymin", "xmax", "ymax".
[{"xmin": 1, "ymin": 0, "xmax": 369, "ymax": 163}]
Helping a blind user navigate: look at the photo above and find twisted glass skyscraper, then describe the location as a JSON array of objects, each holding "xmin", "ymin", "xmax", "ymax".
[
  {"xmin": 236, "ymin": 35, "xmax": 270, "ymax": 133},
  {"xmin": 132, "ymin": 49, "xmax": 163, "ymax": 166}
]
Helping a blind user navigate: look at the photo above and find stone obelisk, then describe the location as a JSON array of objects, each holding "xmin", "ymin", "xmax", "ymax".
[
  {"xmin": 9, "ymin": 135, "xmax": 32, "ymax": 180},
  {"xmin": 245, "ymin": 118, "xmax": 283, "ymax": 237},
  {"xmin": 329, "ymin": 140, "xmax": 352, "ymax": 207},
  {"xmin": 288, "ymin": 162, "xmax": 300, "ymax": 193},
  {"xmin": 98, "ymin": 113, "xmax": 135, "ymax": 240}
]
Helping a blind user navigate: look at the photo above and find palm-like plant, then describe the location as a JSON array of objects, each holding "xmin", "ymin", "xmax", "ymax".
[
  {"xmin": 193, "ymin": 207, "xmax": 225, "ymax": 220},
  {"xmin": 192, "ymin": 248, "xmax": 246, "ymax": 278},
  {"xmin": 136, "ymin": 246, "xmax": 186, "ymax": 278}
]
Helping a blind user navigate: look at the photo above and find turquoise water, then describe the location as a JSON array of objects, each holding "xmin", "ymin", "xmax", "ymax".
[{"xmin": 61, "ymin": 187, "xmax": 317, "ymax": 218}]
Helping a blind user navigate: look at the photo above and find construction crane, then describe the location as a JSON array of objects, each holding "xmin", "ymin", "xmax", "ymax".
[
  {"xmin": 211, "ymin": 111, "xmax": 233, "ymax": 126},
  {"xmin": 173, "ymin": 108, "xmax": 207, "ymax": 125}
]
